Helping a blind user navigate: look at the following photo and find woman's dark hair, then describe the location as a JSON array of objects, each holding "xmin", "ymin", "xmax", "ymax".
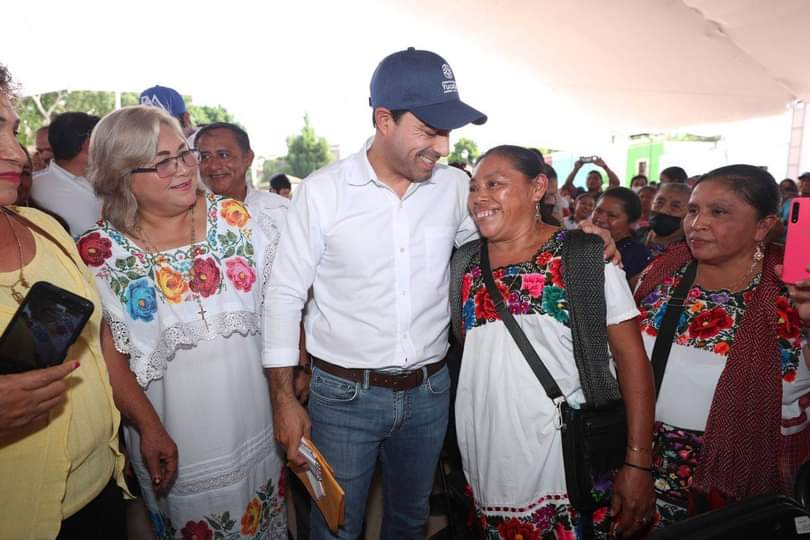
[
  {"xmin": 480, "ymin": 145, "xmax": 545, "ymax": 180},
  {"xmin": 661, "ymin": 166, "xmax": 688, "ymax": 183},
  {"xmin": 695, "ymin": 164, "xmax": 779, "ymax": 218},
  {"xmin": 601, "ymin": 186, "xmax": 642, "ymax": 223}
]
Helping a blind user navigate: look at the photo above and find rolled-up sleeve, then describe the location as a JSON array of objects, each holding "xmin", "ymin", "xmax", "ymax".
[{"xmin": 263, "ymin": 180, "xmax": 323, "ymax": 367}]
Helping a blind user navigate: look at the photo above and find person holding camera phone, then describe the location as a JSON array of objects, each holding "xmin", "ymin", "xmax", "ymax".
[
  {"xmin": 0, "ymin": 64, "xmax": 134, "ymax": 539},
  {"xmin": 563, "ymin": 156, "xmax": 621, "ymax": 199}
]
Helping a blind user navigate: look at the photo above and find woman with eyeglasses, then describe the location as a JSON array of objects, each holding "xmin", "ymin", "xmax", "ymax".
[
  {"xmin": 0, "ymin": 64, "xmax": 131, "ymax": 539},
  {"xmin": 79, "ymin": 106, "xmax": 287, "ymax": 539}
]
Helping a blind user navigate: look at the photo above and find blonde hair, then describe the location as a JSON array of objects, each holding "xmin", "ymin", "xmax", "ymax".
[{"xmin": 87, "ymin": 105, "xmax": 187, "ymax": 234}]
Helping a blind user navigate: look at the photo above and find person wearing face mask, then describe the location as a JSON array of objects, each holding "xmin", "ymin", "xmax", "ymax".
[
  {"xmin": 644, "ymin": 183, "xmax": 691, "ymax": 260},
  {"xmin": 631, "ymin": 174, "xmax": 648, "ymax": 193}
]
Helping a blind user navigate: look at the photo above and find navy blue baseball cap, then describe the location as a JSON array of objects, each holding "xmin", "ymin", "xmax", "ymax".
[
  {"xmin": 139, "ymin": 85, "xmax": 187, "ymax": 118},
  {"xmin": 369, "ymin": 48, "xmax": 487, "ymax": 131}
]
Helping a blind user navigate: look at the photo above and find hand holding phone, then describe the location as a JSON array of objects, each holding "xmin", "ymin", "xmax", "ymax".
[
  {"xmin": 0, "ymin": 360, "xmax": 79, "ymax": 433},
  {"xmin": 0, "ymin": 282, "xmax": 94, "ymax": 375}
]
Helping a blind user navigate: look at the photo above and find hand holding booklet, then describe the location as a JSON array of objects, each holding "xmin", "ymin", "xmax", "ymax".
[{"xmin": 288, "ymin": 437, "xmax": 345, "ymax": 533}]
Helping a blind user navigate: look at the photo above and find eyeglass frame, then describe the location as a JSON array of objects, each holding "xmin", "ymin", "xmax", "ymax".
[{"xmin": 130, "ymin": 148, "xmax": 201, "ymax": 178}]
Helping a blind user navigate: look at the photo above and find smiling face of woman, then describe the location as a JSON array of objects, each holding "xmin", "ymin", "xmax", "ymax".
[
  {"xmin": 468, "ymin": 153, "xmax": 546, "ymax": 243},
  {"xmin": 591, "ymin": 195, "xmax": 632, "ymax": 241},
  {"xmin": 130, "ymin": 124, "xmax": 198, "ymax": 218},
  {"xmin": 0, "ymin": 94, "xmax": 26, "ymax": 206}
]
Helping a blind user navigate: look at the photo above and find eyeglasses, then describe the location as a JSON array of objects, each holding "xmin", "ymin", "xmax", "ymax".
[{"xmin": 131, "ymin": 148, "xmax": 201, "ymax": 178}]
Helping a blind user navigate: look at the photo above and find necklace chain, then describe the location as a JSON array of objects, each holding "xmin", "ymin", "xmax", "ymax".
[
  {"xmin": 0, "ymin": 209, "xmax": 31, "ymax": 304},
  {"xmin": 137, "ymin": 201, "xmax": 209, "ymax": 331}
]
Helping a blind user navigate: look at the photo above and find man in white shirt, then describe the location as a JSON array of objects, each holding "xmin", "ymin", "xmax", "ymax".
[
  {"xmin": 195, "ymin": 122, "xmax": 289, "ymax": 234},
  {"xmin": 30, "ymin": 112, "xmax": 102, "ymax": 237},
  {"xmin": 264, "ymin": 48, "xmax": 486, "ymax": 539}
]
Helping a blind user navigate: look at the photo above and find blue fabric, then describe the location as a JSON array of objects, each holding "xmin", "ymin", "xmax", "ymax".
[
  {"xmin": 307, "ymin": 364, "xmax": 450, "ymax": 539},
  {"xmin": 617, "ymin": 236, "xmax": 652, "ymax": 279}
]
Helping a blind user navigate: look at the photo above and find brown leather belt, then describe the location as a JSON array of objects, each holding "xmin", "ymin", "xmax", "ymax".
[{"xmin": 311, "ymin": 357, "xmax": 446, "ymax": 391}]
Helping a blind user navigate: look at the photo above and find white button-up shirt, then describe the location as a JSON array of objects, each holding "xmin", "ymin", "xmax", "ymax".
[
  {"xmin": 31, "ymin": 161, "xmax": 102, "ymax": 237},
  {"xmin": 263, "ymin": 139, "xmax": 477, "ymax": 370}
]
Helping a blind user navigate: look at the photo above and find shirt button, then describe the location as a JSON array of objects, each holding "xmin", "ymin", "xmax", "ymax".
[{"xmin": 400, "ymin": 248, "xmax": 405, "ymax": 253}]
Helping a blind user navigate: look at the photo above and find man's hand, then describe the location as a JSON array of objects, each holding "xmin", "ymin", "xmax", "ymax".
[
  {"xmin": 268, "ymin": 367, "xmax": 312, "ymax": 467},
  {"xmin": 0, "ymin": 360, "xmax": 79, "ymax": 434},
  {"xmin": 139, "ymin": 419, "xmax": 178, "ymax": 493},
  {"xmin": 578, "ymin": 219, "xmax": 623, "ymax": 266}
]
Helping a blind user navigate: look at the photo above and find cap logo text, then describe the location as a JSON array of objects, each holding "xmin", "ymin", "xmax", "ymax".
[
  {"xmin": 441, "ymin": 80, "xmax": 457, "ymax": 94},
  {"xmin": 441, "ymin": 63, "xmax": 453, "ymax": 79}
]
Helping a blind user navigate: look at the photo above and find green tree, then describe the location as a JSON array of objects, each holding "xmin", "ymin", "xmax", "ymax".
[
  {"xmin": 284, "ymin": 114, "xmax": 333, "ymax": 178},
  {"xmin": 15, "ymin": 90, "xmax": 237, "ymax": 147},
  {"xmin": 448, "ymin": 137, "xmax": 479, "ymax": 167},
  {"xmin": 259, "ymin": 157, "xmax": 291, "ymax": 188}
]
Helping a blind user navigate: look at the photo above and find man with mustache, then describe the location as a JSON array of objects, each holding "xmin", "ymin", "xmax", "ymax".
[{"xmin": 264, "ymin": 48, "xmax": 486, "ymax": 539}]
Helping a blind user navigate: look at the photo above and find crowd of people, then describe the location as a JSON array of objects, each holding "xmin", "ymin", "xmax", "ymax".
[{"xmin": 0, "ymin": 44, "xmax": 809, "ymax": 540}]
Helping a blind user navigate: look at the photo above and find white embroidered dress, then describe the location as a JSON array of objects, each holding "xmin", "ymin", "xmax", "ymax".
[{"xmin": 79, "ymin": 194, "xmax": 286, "ymax": 540}]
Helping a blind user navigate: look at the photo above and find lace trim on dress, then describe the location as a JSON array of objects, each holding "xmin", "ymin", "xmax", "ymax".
[
  {"xmin": 104, "ymin": 309, "xmax": 260, "ymax": 388},
  {"xmin": 478, "ymin": 492, "xmax": 570, "ymax": 516},
  {"xmin": 171, "ymin": 425, "xmax": 278, "ymax": 496},
  {"xmin": 256, "ymin": 218, "xmax": 280, "ymax": 316}
]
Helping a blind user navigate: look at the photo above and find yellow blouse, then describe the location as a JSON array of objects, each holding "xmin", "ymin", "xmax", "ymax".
[{"xmin": 0, "ymin": 208, "xmax": 128, "ymax": 540}]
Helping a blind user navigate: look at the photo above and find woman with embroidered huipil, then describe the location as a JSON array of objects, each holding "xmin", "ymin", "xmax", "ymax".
[
  {"xmin": 79, "ymin": 106, "xmax": 287, "ymax": 539},
  {"xmin": 634, "ymin": 165, "xmax": 810, "ymax": 527},
  {"xmin": 450, "ymin": 146, "xmax": 656, "ymax": 539}
]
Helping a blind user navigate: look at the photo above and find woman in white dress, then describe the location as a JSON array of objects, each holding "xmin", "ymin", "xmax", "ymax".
[
  {"xmin": 450, "ymin": 145, "xmax": 655, "ymax": 539},
  {"xmin": 80, "ymin": 106, "xmax": 286, "ymax": 539}
]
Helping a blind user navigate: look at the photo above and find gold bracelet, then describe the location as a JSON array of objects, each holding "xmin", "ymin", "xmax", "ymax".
[{"xmin": 626, "ymin": 444, "xmax": 652, "ymax": 453}]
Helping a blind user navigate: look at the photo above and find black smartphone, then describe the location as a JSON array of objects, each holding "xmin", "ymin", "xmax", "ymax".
[{"xmin": 0, "ymin": 281, "xmax": 94, "ymax": 375}]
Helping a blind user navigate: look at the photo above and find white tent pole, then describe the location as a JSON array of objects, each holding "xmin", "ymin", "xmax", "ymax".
[{"xmin": 786, "ymin": 101, "xmax": 806, "ymax": 179}]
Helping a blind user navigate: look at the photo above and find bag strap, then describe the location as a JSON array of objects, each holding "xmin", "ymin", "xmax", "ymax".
[
  {"xmin": 480, "ymin": 240, "xmax": 565, "ymax": 403},
  {"xmin": 561, "ymin": 230, "xmax": 619, "ymax": 406},
  {"xmin": 650, "ymin": 260, "xmax": 698, "ymax": 395},
  {"xmin": 2, "ymin": 207, "xmax": 82, "ymax": 271}
]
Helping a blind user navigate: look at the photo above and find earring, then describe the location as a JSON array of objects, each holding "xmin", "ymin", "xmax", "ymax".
[
  {"xmin": 750, "ymin": 243, "xmax": 764, "ymax": 274},
  {"xmin": 535, "ymin": 203, "xmax": 542, "ymax": 222}
]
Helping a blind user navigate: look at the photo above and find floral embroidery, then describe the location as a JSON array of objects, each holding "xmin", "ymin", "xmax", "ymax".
[
  {"xmin": 125, "ymin": 278, "xmax": 158, "ymax": 322},
  {"xmin": 190, "ymin": 257, "xmax": 222, "ymax": 297},
  {"xmin": 478, "ymin": 488, "xmax": 613, "ymax": 539},
  {"xmin": 77, "ymin": 231, "xmax": 112, "ymax": 266},
  {"xmin": 651, "ymin": 421, "xmax": 704, "ymax": 527},
  {"xmin": 180, "ymin": 520, "xmax": 213, "ymax": 540},
  {"xmin": 148, "ymin": 474, "xmax": 284, "ymax": 540},
  {"xmin": 638, "ymin": 263, "xmax": 803, "ymax": 382},
  {"xmin": 462, "ymin": 232, "xmax": 570, "ymax": 334},
  {"xmin": 79, "ymin": 194, "xmax": 260, "ymax": 313},
  {"xmin": 156, "ymin": 266, "xmax": 189, "ymax": 304},
  {"xmin": 220, "ymin": 199, "xmax": 250, "ymax": 228},
  {"xmin": 239, "ymin": 497, "xmax": 262, "ymax": 536},
  {"xmin": 226, "ymin": 257, "xmax": 256, "ymax": 292}
]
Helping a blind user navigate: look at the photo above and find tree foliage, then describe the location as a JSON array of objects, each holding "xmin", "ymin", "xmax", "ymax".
[
  {"xmin": 284, "ymin": 114, "xmax": 333, "ymax": 178},
  {"xmin": 15, "ymin": 90, "xmax": 237, "ymax": 147},
  {"xmin": 448, "ymin": 137, "xmax": 480, "ymax": 167}
]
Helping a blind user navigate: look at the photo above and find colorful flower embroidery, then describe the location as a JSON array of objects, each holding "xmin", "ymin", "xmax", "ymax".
[
  {"xmin": 220, "ymin": 199, "xmax": 250, "ymax": 228},
  {"xmin": 637, "ymin": 263, "xmax": 803, "ymax": 383},
  {"xmin": 125, "ymin": 278, "xmax": 158, "ymax": 322},
  {"xmin": 180, "ymin": 520, "xmax": 212, "ymax": 540},
  {"xmin": 226, "ymin": 257, "xmax": 256, "ymax": 292},
  {"xmin": 79, "ymin": 195, "xmax": 260, "ymax": 316},
  {"xmin": 189, "ymin": 257, "xmax": 221, "ymax": 297},
  {"xmin": 77, "ymin": 231, "xmax": 112, "ymax": 266},
  {"xmin": 461, "ymin": 232, "xmax": 571, "ymax": 334},
  {"xmin": 239, "ymin": 497, "xmax": 262, "ymax": 536},
  {"xmin": 155, "ymin": 266, "xmax": 189, "ymax": 304}
]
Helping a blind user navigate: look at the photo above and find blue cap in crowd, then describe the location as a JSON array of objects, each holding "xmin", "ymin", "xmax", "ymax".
[
  {"xmin": 369, "ymin": 47, "xmax": 487, "ymax": 131},
  {"xmin": 139, "ymin": 85, "xmax": 187, "ymax": 118}
]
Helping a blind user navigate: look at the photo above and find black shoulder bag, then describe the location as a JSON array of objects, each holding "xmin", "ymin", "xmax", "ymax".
[{"xmin": 480, "ymin": 232, "xmax": 625, "ymax": 539}]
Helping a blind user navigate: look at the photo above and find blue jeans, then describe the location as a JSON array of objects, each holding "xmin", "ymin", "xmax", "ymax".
[{"xmin": 307, "ymin": 363, "xmax": 450, "ymax": 540}]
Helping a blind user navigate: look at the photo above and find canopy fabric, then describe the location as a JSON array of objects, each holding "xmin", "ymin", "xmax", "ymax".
[{"xmin": 402, "ymin": 0, "xmax": 810, "ymax": 131}]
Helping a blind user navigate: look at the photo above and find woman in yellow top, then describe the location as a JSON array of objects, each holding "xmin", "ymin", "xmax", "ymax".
[{"xmin": 0, "ymin": 65, "xmax": 137, "ymax": 539}]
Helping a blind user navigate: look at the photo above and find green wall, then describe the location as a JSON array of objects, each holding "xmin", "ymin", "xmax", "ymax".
[{"xmin": 626, "ymin": 141, "xmax": 665, "ymax": 184}]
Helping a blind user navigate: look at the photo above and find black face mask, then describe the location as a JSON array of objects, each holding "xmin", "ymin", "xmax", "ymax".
[{"xmin": 649, "ymin": 212, "xmax": 682, "ymax": 236}]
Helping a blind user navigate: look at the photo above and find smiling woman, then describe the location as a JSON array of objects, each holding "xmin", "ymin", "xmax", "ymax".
[
  {"xmin": 0, "ymin": 64, "xmax": 131, "ymax": 539},
  {"xmin": 79, "ymin": 106, "xmax": 288, "ymax": 538}
]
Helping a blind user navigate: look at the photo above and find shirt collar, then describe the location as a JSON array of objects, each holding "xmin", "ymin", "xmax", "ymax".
[{"xmin": 350, "ymin": 136, "xmax": 438, "ymax": 190}]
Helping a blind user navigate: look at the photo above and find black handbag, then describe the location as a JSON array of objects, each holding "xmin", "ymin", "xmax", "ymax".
[{"xmin": 479, "ymin": 232, "xmax": 626, "ymax": 539}]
